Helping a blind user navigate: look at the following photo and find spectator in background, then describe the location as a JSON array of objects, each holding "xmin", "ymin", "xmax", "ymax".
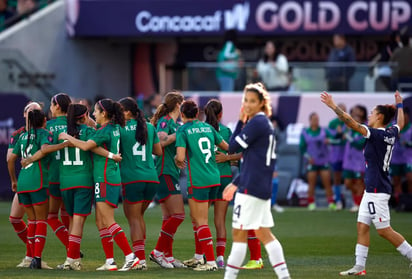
[
  {"xmin": 144, "ymin": 93, "xmax": 162, "ymax": 119},
  {"xmin": 325, "ymin": 34, "xmax": 356, "ymax": 91},
  {"xmin": 216, "ymin": 29, "xmax": 242, "ymax": 92},
  {"xmin": 374, "ymin": 31, "xmax": 402, "ymax": 91},
  {"xmin": 256, "ymin": 41, "xmax": 289, "ymax": 91},
  {"xmin": 390, "ymin": 33, "xmax": 412, "ymax": 89}
]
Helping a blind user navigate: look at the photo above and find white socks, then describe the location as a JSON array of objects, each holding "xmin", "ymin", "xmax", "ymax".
[
  {"xmin": 265, "ymin": 239, "xmax": 290, "ymax": 279},
  {"xmin": 355, "ymin": 244, "xmax": 369, "ymax": 267},
  {"xmin": 397, "ymin": 240, "xmax": 412, "ymax": 261},
  {"xmin": 224, "ymin": 242, "xmax": 247, "ymax": 279}
]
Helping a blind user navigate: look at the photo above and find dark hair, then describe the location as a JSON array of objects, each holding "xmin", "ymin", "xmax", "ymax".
[
  {"xmin": 52, "ymin": 93, "xmax": 72, "ymax": 113},
  {"xmin": 119, "ymin": 97, "xmax": 148, "ymax": 145},
  {"xmin": 67, "ymin": 104, "xmax": 88, "ymax": 139},
  {"xmin": 180, "ymin": 100, "xmax": 198, "ymax": 119},
  {"xmin": 151, "ymin": 91, "xmax": 184, "ymax": 127},
  {"xmin": 355, "ymin": 105, "xmax": 368, "ymax": 123},
  {"xmin": 309, "ymin": 112, "xmax": 318, "ymax": 120},
  {"xmin": 376, "ymin": 104, "xmax": 396, "ymax": 125},
  {"xmin": 96, "ymin": 98, "xmax": 125, "ymax": 127},
  {"xmin": 25, "ymin": 109, "xmax": 46, "ymax": 155},
  {"xmin": 204, "ymin": 99, "xmax": 222, "ymax": 131},
  {"xmin": 243, "ymin": 82, "xmax": 272, "ymax": 117},
  {"xmin": 263, "ymin": 41, "xmax": 280, "ymax": 63},
  {"xmin": 401, "ymin": 33, "xmax": 410, "ymax": 47}
]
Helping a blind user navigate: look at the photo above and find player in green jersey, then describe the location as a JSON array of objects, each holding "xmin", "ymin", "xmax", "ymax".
[
  {"xmin": 59, "ymin": 99, "xmax": 139, "ymax": 271},
  {"xmin": 204, "ymin": 99, "xmax": 232, "ymax": 269},
  {"xmin": 176, "ymin": 100, "xmax": 228, "ymax": 271},
  {"xmin": 119, "ymin": 97, "xmax": 162, "ymax": 270},
  {"xmin": 46, "ymin": 93, "xmax": 72, "ymax": 251},
  {"xmin": 8, "ymin": 110, "xmax": 68, "ymax": 269},
  {"xmin": 150, "ymin": 91, "xmax": 186, "ymax": 268}
]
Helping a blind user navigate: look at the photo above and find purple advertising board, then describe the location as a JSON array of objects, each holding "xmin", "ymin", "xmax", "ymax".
[
  {"xmin": 67, "ymin": 0, "xmax": 412, "ymax": 37},
  {"xmin": 0, "ymin": 94, "xmax": 29, "ymax": 200}
]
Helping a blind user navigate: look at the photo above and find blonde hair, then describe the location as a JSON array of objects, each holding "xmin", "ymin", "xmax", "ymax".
[{"xmin": 243, "ymin": 82, "xmax": 272, "ymax": 117}]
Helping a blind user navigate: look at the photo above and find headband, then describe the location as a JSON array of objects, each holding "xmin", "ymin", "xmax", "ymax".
[{"xmin": 98, "ymin": 100, "xmax": 106, "ymax": 112}]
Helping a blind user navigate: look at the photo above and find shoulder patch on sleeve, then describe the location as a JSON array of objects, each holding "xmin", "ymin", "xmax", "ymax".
[{"xmin": 160, "ymin": 121, "xmax": 167, "ymax": 129}]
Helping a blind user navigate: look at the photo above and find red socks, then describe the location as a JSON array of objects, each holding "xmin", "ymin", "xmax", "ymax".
[
  {"xmin": 68, "ymin": 234, "xmax": 82, "ymax": 259},
  {"xmin": 192, "ymin": 222, "xmax": 202, "ymax": 255},
  {"xmin": 9, "ymin": 216, "xmax": 27, "ymax": 244},
  {"xmin": 34, "ymin": 220, "xmax": 47, "ymax": 258},
  {"xmin": 60, "ymin": 208, "xmax": 70, "ymax": 230},
  {"xmin": 27, "ymin": 220, "xmax": 36, "ymax": 258},
  {"xmin": 133, "ymin": 240, "xmax": 145, "ymax": 260},
  {"xmin": 47, "ymin": 213, "xmax": 69, "ymax": 248},
  {"xmin": 248, "ymin": 230, "xmax": 262, "ymax": 261},
  {"xmin": 216, "ymin": 238, "xmax": 226, "ymax": 258},
  {"xmin": 155, "ymin": 213, "xmax": 185, "ymax": 257},
  {"xmin": 108, "ymin": 223, "xmax": 133, "ymax": 256},
  {"xmin": 197, "ymin": 225, "xmax": 215, "ymax": 261},
  {"xmin": 99, "ymin": 228, "xmax": 114, "ymax": 259}
]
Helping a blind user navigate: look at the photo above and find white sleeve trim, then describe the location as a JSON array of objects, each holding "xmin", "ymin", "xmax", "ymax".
[
  {"xmin": 361, "ymin": 124, "xmax": 371, "ymax": 138},
  {"xmin": 235, "ymin": 135, "xmax": 248, "ymax": 149},
  {"xmin": 394, "ymin": 124, "xmax": 400, "ymax": 132}
]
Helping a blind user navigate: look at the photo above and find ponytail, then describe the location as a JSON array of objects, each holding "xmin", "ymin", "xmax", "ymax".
[
  {"xmin": 96, "ymin": 99, "xmax": 125, "ymax": 127},
  {"xmin": 151, "ymin": 91, "xmax": 184, "ymax": 127},
  {"xmin": 376, "ymin": 104, "xmax": 396, "ymax": 125},
  {"xmin": 119, "ymin": 97, "xmax": 148, "ymax": 145},
  {"xmin": 52, "ymin": 93, "xmax": 72, "ymax": 113},
  {"xmin": 25, "ymin": 109, "xmax": 45, "ymax": 155},
  {"xmin": 67, "ymin": 104, "xmax": 88, "ymax": 138},
  {"xmin": 204, "ymin": 99, "xmax": 222, "ymax": 131}
]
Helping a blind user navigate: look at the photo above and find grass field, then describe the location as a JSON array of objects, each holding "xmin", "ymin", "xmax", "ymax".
[{"xmin": 0, "ymin": 201, "xmax": 411, "ymax": 278}]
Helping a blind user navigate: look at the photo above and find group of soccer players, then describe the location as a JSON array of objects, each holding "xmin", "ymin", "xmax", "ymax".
[{"xmin": 7, "ymin": 84, "xmax": 412, "ymax": 278}]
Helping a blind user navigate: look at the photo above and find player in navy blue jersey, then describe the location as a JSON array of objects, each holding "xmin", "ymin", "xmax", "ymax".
[
  {"xmin": 223, "ymin": 83, "xmax": 291, "ymax": 279},
  {"xmin": 321, "ymin": 91, "xmax": 412, "ymax": 276}
]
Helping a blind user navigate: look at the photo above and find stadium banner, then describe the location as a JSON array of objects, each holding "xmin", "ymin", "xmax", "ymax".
[
  {"xmin": 0, "ymin": 94, "xmax": 29, "ymax": 200},
  {"xmin": 67, "ymin": 0, "xmax": 412, "ymax": 37}
]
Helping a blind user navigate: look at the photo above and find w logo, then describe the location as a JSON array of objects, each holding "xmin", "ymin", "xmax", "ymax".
[{"xmin": 224, "ymin": 2, "xmax": 250, "ymax": 31}]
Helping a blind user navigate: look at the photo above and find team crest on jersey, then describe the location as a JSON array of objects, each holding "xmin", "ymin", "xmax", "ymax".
[{"xmin": 160, "ymin": 122, "xmax": 167, "ymax": 129}]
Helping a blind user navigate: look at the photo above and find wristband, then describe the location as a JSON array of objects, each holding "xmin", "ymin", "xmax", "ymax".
[
  {"xmin": 108, "ymin": 152, "xmax": 114, "ymax": 159},
  {"xmin": 396, "ymin": 103, "xmax": 403, "ymax": 109}
]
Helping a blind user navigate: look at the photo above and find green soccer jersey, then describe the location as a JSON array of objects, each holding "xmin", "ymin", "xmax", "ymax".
[
  {"xmin": 59, "ymin": 124, "xmax": 95, "ymax": 190},
  {"xmin": 120, "ymin": 119, "xmax": 160, "ymax": 184},
  {"xmin": 9, "ymin": 126, "xmax": 25, "ymax": 149},
  {"xmin": 90, "ymin": 122, "xmax": 121, "ymax": 185},
  {"xmin": 12, "ymin": 128, "xmax": 52, "ymax": 192},
  {"xmin": 217, "ymin": 123, "xmax": 232, "ymax": 178},
  {"xmin": 155, "ymin": 115, "xmax": 180, "ymax": 180},
  {"xmin": 46, "ymin": 116, "xmax": 67, "ymax": 183},
  {"xmin": 176, "ymin": 120, "xmax": 223, "ymax": 188}
]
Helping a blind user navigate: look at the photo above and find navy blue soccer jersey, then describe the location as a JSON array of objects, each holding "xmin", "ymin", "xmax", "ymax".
[
  {"xmin": 229, "ymin": 112, "xmax": 276, "ymax": 200},
  {"xmin": 363, "ymin": 124, "xmax": 399, "ymax": 194}
]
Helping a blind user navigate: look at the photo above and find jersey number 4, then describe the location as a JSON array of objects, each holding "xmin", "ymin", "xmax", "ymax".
[{"xmin": 133, "ymin": 142, "xmax": 146, "ymax": 161}]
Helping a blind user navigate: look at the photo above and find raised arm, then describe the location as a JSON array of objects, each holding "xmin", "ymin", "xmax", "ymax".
[
  {"xmin": 320, "ymin": 91, "xmax": 368, "ymax": 137},
  {"xmin": 394, "ymin": 90, "xmax": 404, "ymax": 130}
]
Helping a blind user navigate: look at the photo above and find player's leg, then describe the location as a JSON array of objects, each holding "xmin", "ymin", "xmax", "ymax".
[
  {"xmin": 320, "ymin": 168, "xmax": 335, "ymax": 209},
  {"xmin": 224, "ymin": 229, "xmax": 248, "ymax": 279},
  {"xmin": 214, "ymin": 199, "xmax": 229, "ymax": 268},
  {"xmin": 47, "ymin": 190, "xmax": 68, "ymax": 249},
  {"xmin": 331, "ymin": 162, "xmax": 343, "ymax": 209},
  {"xmin": 306, "ymin": 170, "xmax": 317, "ymax": 210},
  {"xmin": 95, "ymin": 206, "xmax": 116, "ymax": 271},
  {"xmin": 30, "ymin": 190, "xmax": 49, "ymax": 269},
  {"xmin": 242, "ymin": 230, "xmax": 263, "ymax": 269},
  {"xmin": 255, "ymin": 228, "xmax": 291, "ymax": 279},
  {"xmin": 10, "ymin": 193, "xmax": 27, "ymax": 244}
]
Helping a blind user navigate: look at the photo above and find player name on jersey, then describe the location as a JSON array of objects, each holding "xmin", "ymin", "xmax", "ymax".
[{"xmin": 187, "ymin": 126, "xmax": 212, "ymax": 135}]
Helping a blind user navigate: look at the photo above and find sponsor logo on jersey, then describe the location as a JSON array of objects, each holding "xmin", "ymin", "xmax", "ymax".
[{"xmin": 160, "ymin": 122, "xmax": 167, "ymax": 129}]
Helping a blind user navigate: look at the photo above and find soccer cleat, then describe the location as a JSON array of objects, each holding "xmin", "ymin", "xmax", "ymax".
[
  {"xmin": 329, "ymin": 202, "xmax": 337, "ymax": 211},
  {"xmin": 169, "ymin": 258, "xmax": 186, "ymax": 268},
  {"xmin": 16, "ymin": 258, "xmax": 32, "ymax": 268},
  {"xmin": 150, "ymin": 252, "xmax": 174, "ymax": 268},
  {"xmin": 135, "ymin": 261, "xmax": 148, "ymax": 271},
  {"xmin": 339, "ymin": 265, "xmax": 366, "ymax": 276},
  {"xmin": 183, "ymin": 256, "xmax": 205, "ymax": 268},
  {"xmin": 29, "ymin": 257, "xmax": 42, "ymax": 269},
  {"xmin": 308, "ymin": 203, "xmax": 316, "ymax": 211},
  {"xmin": 119, "ymin": 257, "xmax": 140, "ymax": 271},
  {"xmin": 193, "ymin": 262, "xmax": 218, "ymax": 271},
  {"xmin": 217, "ymin": 259, "xmax": 225, "ymax": 269},
  {"xmin": 242, "ymin": 258, "xmax": 264, "ymax": 269},
  {"xmin": 96, "ymin": 261, "xmax": 118, "ymax": 271},
  {"xmin": 272, "ymin": 204, "xmax": 285, "ymax": 213}
]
